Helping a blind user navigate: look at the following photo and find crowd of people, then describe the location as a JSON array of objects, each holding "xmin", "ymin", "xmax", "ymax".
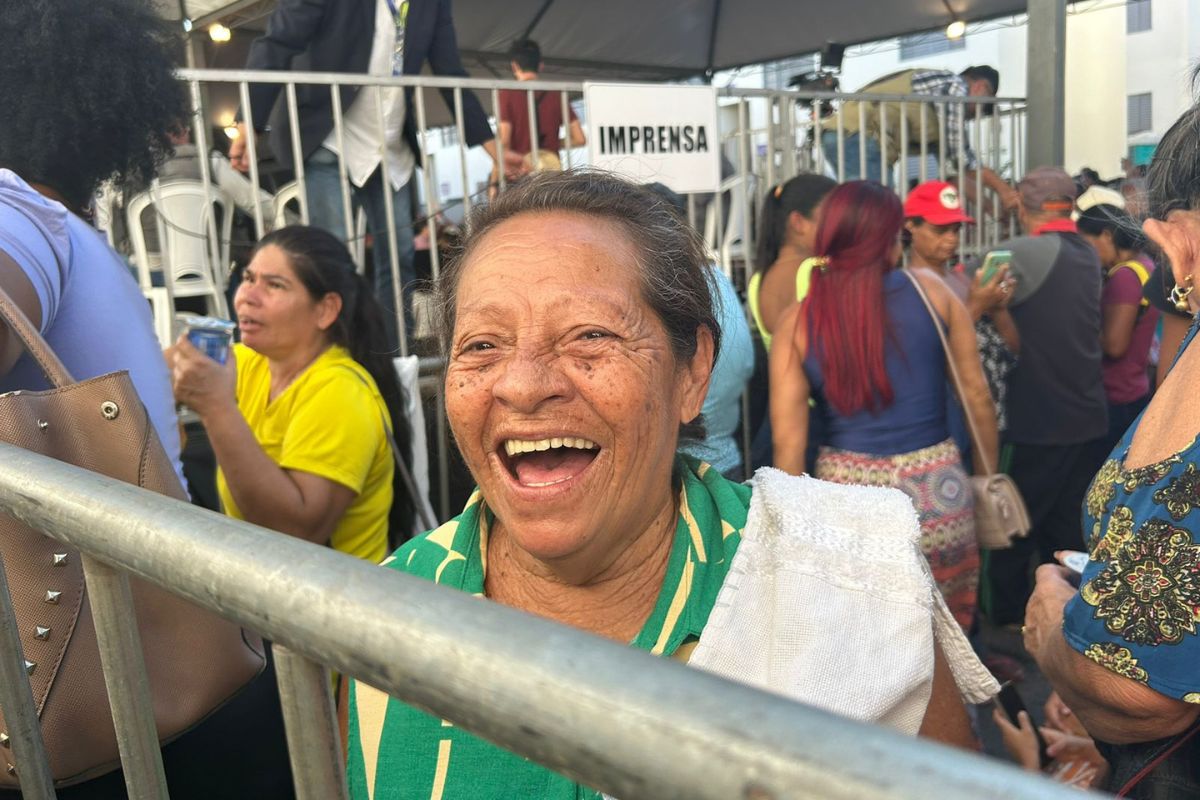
[
  {"xmin": 748, "ymin": 160, "xmax": 1200, "ymax": 792},
  {"xmin": 1, "ymin": 0, "xmax": 1198, "ymax": 797}
]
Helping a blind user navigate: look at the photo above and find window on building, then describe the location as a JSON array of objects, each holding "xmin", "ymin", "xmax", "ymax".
[
  {"xmin": 1128, "ymin": 92, "xmax": 1153, "ymax": 134},
  {"xmin": 1127, "ymin": 0, "xmax": 1152, "ymax": 33},
  {"xmin": 899, "ymin": 31, "xmax": 967, "ymax": 61}
]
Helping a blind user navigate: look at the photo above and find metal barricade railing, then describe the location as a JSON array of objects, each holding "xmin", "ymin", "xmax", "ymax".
[
  {"xmin": 170, "ymin": 67, "xmax": 1027, "ymax": 516},
  {"xmin": 0, "ymin": 442, "xmax": 1088, "ymax": 800},
  {"xmin": 712, "ymin": 87, "xmax": 1026, "ymax": 279}
]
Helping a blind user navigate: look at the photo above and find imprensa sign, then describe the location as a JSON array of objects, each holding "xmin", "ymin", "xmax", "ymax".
[{"xmin": 584, "ymin": 83, "xmax": 720, "ymax": 195}]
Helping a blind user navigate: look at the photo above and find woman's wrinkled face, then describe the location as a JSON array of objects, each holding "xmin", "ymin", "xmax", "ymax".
[
  {"xmin": 907, "ymin": 220, "xmax": 962, "ymax": 266},
  {"xmin": 445, "ymin": 211, "xmax": 711, "ymax": 570}
]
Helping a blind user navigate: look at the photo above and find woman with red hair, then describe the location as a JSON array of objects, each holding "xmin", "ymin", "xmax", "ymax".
[{"xmin": 770, "ymin": 180, "xmax": 999, "ymax": 630}]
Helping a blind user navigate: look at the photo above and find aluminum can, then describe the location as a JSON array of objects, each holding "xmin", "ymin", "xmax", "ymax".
[{"xmin": 185, "ymin": 317, "xmax": 236, "ymax": 365}]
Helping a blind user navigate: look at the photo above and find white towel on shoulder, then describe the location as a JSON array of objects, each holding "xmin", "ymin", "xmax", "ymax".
[{"xmin": 689, "ymin": 467, "xmax": 998, "ymax": 735}]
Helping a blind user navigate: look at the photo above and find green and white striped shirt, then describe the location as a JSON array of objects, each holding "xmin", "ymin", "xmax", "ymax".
[{"xmin": 347, "ymin": 457, "xmax": 750, "ymax": 799}]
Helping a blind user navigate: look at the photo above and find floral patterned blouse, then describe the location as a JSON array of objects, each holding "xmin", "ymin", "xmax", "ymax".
[{"xmin": 1064, "ymin": 325, "xmax": 1200, "ymax": 705}]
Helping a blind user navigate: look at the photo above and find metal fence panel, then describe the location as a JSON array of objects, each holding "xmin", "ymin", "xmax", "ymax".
[
  {"xmin": 167, "ymin": 66, "xmax": 1026, "ymax": 562},
  {"xmin": 0, "ymin": 444, "xmax": 1088, "ymax": 800}
]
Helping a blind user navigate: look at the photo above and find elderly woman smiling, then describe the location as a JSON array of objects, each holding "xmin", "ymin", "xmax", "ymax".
[{"xmin": 346, "ymin": 172, "xmax": 997, "ymax": 798}]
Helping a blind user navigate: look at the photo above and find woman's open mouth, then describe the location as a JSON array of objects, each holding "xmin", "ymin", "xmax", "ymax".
[{"xmin": 498, "ymin": 437, "xmax": 600, "ymax": 488}]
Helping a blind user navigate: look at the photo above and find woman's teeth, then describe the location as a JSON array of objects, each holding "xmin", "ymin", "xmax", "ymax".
[{"xmin": 503, "ymin": 437, "xmax": 599, "ymax": 456}]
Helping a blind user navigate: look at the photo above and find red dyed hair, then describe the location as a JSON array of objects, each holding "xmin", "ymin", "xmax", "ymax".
[{"xmin": 801, "ymin": 181, "xmax": 903, "ymax": 416}]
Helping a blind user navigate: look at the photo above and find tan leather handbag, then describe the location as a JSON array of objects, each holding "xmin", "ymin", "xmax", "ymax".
[
  {"xmin": 0, "ymin": 285, "xmax": 265, "ymax": 787},
  {"xmin": 903, "ymin": 269, "xmax": 1032, "ymax": 550}
]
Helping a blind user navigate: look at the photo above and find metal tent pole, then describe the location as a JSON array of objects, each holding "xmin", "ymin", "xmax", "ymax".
[{"xmin": 1025, "ymin": 0, "xmax": 1066, "ymax": 170}]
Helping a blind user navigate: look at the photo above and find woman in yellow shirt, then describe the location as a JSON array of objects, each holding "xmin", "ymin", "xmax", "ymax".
[{"xmin": 172, "ymin": 226, "xmax": 412, "ymax": 561}]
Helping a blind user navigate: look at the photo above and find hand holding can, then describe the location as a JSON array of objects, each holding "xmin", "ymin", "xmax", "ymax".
[{"xmin": 184, "ymin": 317, "xmax": 236, "ymax": 365}]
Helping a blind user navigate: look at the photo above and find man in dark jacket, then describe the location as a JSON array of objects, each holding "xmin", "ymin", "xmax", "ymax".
[
  {"xmin": 979, "ymin": 166, "xmax": 1108, "ymax": 626},
  {"xmin": 229, "ymin": 0, "xmax": 516, "ymax": 346}
]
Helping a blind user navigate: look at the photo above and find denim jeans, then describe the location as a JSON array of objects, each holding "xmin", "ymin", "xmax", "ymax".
[
  {"xmin": 820, "ymin": 130, "xmax": 884, "ymax": 183},
  {"xmin": 304, "ymin": 147, "xmax": 415, "ymax": 350},
  {"xmin": 901, "ymin": 154, "xmax": 943, "ymax": 190}
]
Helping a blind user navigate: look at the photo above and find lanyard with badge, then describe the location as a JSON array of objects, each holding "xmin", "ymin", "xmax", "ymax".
[{"xmin": 384, "ymin": 0, "xmax": 409, "ymax": 75}]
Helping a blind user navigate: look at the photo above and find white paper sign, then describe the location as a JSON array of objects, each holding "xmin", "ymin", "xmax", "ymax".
[{"xmin": 584, "ymin": 83, "xmax": 720, "ymax": 194}]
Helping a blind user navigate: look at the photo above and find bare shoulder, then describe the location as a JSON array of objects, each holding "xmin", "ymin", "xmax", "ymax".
[
  {"xmin": 904, "ymin": 266, "xmax": 957, "ymax": 319},
  {"xmin": 770, "ymin": 301, "xmax": 808, "ymax": 364},
  {"xmin": 907, "ymin": 266, "xmax": 949, "ymax": 296},
  {"xmin": 776, "ymin": 299, "xmax": 804, "ymax": 331}
]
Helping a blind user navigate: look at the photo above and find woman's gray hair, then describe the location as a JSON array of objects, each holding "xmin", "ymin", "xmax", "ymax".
[
  {"xmin": 1147, "ymin": 98, "xmax": 1200, "ymax": 220},
  {"xmin": 436, "ymin": 169, "xmax": 721, "ymax": 441}
]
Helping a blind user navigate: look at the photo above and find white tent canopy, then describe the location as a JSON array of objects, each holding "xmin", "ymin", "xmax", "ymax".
[
  {"xmin": 167, "ymin": 0, "xmax": 1070, "ymax": 81},
  {"xmin": 168, "ymin": 0, "xmax": 1069, "ymax": 168}
]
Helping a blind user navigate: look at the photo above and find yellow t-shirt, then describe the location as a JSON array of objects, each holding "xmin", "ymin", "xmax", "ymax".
[
  {"xmin": 217, "ymin": 343, "xmax": 393, "ymax": 562},
  {"xmin": 747, "ymin": 258, "xmax": 818, "ymax": 351}
]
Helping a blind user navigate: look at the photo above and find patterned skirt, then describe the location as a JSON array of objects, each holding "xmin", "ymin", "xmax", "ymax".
[{"xmin": 815, "ymin": 438, "xmax": 979, "ymax": 631}]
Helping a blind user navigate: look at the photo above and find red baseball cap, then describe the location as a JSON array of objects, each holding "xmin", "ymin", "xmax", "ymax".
[{"xmin": 903, "ymin": 181, "xmax": 975, "ymax": 225}]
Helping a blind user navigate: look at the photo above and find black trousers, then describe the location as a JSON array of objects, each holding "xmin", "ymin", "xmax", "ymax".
[
  {"xmin": 982, "ymin": 439, "xmax": 1108, "ymax": 625},
  {"xmin": 0, "ymin": 647, "xmax": 294, "ymax": 800}
]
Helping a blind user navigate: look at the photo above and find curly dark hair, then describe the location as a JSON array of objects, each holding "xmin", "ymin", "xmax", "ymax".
[{"xmin": 0, "ymin": 0, "xmax": 187, "ymax": 209}]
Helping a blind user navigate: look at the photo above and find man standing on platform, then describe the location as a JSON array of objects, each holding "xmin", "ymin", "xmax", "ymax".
[
  {"xmin": 823, "ymin": 65, "xmax": 1017, "ymax": 212},
  {"xmin": 230, "ymin": 0, "xmax": 521, "ymax": 347},
  {"xmin": 494, "ymin": 39, "xmax": 586, "ymax": 187}
]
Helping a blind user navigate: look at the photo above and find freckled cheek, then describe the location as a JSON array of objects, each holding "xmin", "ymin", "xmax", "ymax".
[
  {"xmin": 445, "ymin": 370, "xmax": 497, "ymax": 463},
  {"xmin": 576, "ymin": 368, "xmax": 672, "ymax": 447}
]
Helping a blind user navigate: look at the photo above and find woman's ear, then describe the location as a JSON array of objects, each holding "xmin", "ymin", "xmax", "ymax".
[
  {"xmin": 787, "ymin": 210, "xmax": 807, "ymax": 238},
  {"xmin": 677, "ymin": 325, "xmax": 715, "ymax": 426},
  {"xmin": 316, "ymin": 292, "xmax": 344, "ymax": 332},
  {"xmin": 1145, "ymin": 214, "xmax": 1200, "ymax": 290}
]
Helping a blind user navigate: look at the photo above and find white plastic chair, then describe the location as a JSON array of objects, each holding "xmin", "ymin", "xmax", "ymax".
[
  {"xmin": 703, "ymin": 174, "xmax": 756, "ymax": 278},
  {"xmin": 125, "ymin": 191, "xmax": 163, "ymax": 287},
  {"xmin": 126, "ymin": 181, "xmax": 232, "ymax": 319},
  {"xmin": 143, "ymin": 287, "xmax": 173, "ymax": 349},
  {"xmin": 271, "ymin": 181, "xmax": 301, "ymax": 230},
  {"xmin": 276, "ymin": 180, "xmax": 370, "ymax": 274},
  {"xmin": 92, "ymin": 186, "xmax": 122, "ymax": 251},
  {"xmin": 393, "ymin": 355, "xmax": 437, "ymax": 534}
]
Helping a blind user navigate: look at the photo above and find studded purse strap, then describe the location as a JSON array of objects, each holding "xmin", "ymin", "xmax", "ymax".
[{"xmin": 0, "ymin": 272, "xmax": 74, "ymax": 389}]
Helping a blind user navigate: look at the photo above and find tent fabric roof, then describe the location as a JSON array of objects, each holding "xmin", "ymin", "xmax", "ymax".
[
  {"xmin": 173, "ymin": 0, "xmax": 1059, "ymax": 81},
  {"xmin": 452, "ymin": 0, "xmax": 1038, "ymax": 80}
]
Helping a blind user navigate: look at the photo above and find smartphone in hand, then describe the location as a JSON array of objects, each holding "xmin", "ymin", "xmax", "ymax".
[
  {"xmin": 994, "ymin": 681, "xmax": 1050, "ymax": 768},
  {"xmin": 1056, "ymin": 550, "xmax": 1089, "ymax": 587},
  {"xmin": 980, "ymin": 249, "xmax": 1013, "ymax": 284}
]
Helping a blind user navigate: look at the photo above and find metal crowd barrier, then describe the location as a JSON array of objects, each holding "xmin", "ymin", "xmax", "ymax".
[
  {"xmin": 0, "ymin": 442, "xmax": 1090, "ymax": 800},
  {"xmin": 169, "ymin": 68, "xmax": 1027, "ymax": 517},
  {"xmin": 715, "ymin": 87, "xmax": 1027, "ymax": 275}
]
